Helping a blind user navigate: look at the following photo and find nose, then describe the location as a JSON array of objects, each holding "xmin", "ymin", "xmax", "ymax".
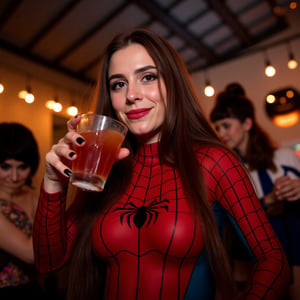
[
  {"xmin": 126, "ymin": 82, "xmax": 142, "ymax": 102},
  {"xmin": 216, "ymin": 127, "xmax": 226, "ymax": 139},
  {"xmin": 10, "ymin": 167, "xmax": 19, "ymax": 181}
]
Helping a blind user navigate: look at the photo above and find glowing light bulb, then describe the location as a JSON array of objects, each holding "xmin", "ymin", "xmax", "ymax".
[
  {"xmin": 18, "ymin": 89, "xmax": 28, "ymax": 99},
  {"xmin": 24, "ymin": 93, "xmax": 35, "ymax": 103},
  {"xmin": 204, "ymin": 85, "xmax": 215, "ymax": 97},
  {"xmin": 288, "ymin": 57, "xmax": 298, "ymax": 70},
  {"xmin": 67, "ymin": 105, "xmax": 78, "ymax": 116},
  {"xmin": 45, "ymin": 100, "xmax": 55, "ymax": 110},
  {"xmin": 53, "ymin": 102, "xmax": 62, "ymax": 112},
  {"xmin": 0, "ymin": 83, "xmax": 4, "ymax": 94},
  {"xmin": 266, "ymin": 94, "xmax": 276, "ymax": 104},
  {"xmin": 265, "ymin": 65, "xmax": 276, "ymax": 77}
]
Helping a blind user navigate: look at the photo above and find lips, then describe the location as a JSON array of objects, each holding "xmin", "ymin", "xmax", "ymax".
[
  {"xmin": 221, "ymin": 139, "xmax": 229, "ymax": 145},
  {"xmin": 126, "ymin": 108, "xmax": 151, "ymax": 119}
]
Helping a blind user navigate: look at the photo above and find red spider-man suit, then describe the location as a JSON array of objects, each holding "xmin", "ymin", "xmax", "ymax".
[{"xmin": 33, "ymin": 143, "xmax": 290, "ymax": 299}]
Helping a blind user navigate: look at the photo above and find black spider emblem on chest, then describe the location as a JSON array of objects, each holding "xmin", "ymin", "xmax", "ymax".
[{"xmin": 113, "ymin": 199, "xmax": 169, "ymax": 229}]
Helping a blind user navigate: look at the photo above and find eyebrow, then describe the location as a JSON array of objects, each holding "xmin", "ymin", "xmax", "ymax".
[{"xmin": 109, "ymin": 65, "xmax": 157, "ymax": 81}]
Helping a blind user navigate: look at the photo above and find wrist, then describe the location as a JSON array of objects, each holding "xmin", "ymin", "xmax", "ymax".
[{"xmin": 43, "ymin": 175, "xmax": 67, "ymax": 194}]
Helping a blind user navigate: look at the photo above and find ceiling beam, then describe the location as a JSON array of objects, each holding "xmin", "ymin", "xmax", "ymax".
[
  {"xmin": 204, "ymin": 0, "xmax": 253, "ymax": 46},
  {"xmin": 0, "ymin": 37, "xmax": 93, "ymax": 84},
  {"xmin": 25, "ymin": 0, "xmax": 82, "ymax": 49},
  {"xmin": 0, "ymin": 0, "xmax": 23, "ymax": 29},
  {"xmin": 53, "ymin": 2, "xmax": 129, "ymax": 64},
  {"xmin": 132, "ymin": 0, "xmax": 219, "ymax": 63}
]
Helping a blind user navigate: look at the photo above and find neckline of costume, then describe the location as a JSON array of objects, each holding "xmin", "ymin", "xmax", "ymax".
[{"xmin": 136, "ymin": 142, "xmax": 160, "ymax": 167}]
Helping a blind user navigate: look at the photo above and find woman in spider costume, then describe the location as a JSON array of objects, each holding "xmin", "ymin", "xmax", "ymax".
[{"xmin": 33, "ymin": 28, "xmax": 290, "ymax": 300}]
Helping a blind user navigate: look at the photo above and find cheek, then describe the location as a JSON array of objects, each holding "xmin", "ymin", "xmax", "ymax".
[
  {"xmin": 148, "ymin": 89, "xmax": 161, "ymax": 100},
  {"xmin": 111, "ymin": 95, "xmax": 124, "ymax": 111},
  {"xmin": 0, "ymin": 170, "xmax": 8, "ymax": 180}
]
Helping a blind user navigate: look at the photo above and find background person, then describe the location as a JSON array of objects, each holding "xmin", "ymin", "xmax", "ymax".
[
  {"xmin": 0, "ymin": 122, "xmax": 46, "ymax": 299},
  {"xmin": 210, "ymin": 84, "xmax": 300, "ymax": 299},
  {"xmin": 33, "ymin": 28, "xmax": 290, "ymax": 300}
]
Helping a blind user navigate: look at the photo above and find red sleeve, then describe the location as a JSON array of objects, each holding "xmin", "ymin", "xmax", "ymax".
[
  {"xmin": 33, "ymin": 183, "xmax": 79, "ymax": 273},
  {"xmin": 198, "ymin": 146, "xmax": 291, "ymax": 300}
]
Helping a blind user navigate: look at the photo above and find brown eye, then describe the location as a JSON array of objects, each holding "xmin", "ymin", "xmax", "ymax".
[
  {"xmin": 142, "ymin": 73, "xmax": 157, "ymax": 82},
  {"xmin": 0, "ymin": 163, "xmax": 10, "ymax": 171},
  {"xmin": 19, "ymin": 163, "xmax": 30, "ymax": 171}
]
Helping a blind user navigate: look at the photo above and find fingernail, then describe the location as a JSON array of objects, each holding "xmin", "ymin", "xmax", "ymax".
[
  {"xmin": 76, "ymin": 137, "xmax": 85, "ymax": 145},
  {"xmin": 64, "ymin": 169, "xmax": 72, "ymax": 177},
  {"xmin": 69, "ymin": 152, "xmax": 76, "ymax": 158}
]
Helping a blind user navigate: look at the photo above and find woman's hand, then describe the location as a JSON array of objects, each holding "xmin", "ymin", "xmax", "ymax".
[
  {"xmin": 44, "ymin": 116, "xmax": 81, "ymax": 193},
  {"xmin": 274, "ymin": 175, "xmax": 300, "ymax": 202},
  {"xmin": 44, "ymin": 115, "xmax": 130, "ymax": 193}
]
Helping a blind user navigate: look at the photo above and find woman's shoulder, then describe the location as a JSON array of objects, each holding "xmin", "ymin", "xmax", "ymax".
[
  {"xmin": 194, "ymin": 143, "xmax": 235, "ymax": 158},
  {"xmin": 274, "ymin": 146, "xmax": 297, "ymax": 157},
  {"xmin": 273, "ymin": 147, "xmax": 300, "ymax": 167},
  {"xmin": 193, "ymin": 144, "xmax": 240, "ymax": 169}
]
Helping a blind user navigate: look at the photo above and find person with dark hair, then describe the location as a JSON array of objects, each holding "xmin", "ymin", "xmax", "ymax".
[
  {"xmin": 33, "ymin": 29, "xmax": 290, "ymax": 300},
  {"xmin": 0, "ymin": 122, "xmax": 45, "ymax": 298},
  {"xmin": 210, "ymin": 85, "xmax": 300, "ymax": 299}
]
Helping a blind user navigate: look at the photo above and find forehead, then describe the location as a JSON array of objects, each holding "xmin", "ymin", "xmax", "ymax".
[
  {"xmin": 109, "ymin": 44, "xmax": 155, "ymax": 74},
  {"xmin": 1, "ymin": 159, "xmax": 27, "ymax": 166},
  {"xmin": 214, "ymin": 117, "xmax": 241, "ymax": 125}
]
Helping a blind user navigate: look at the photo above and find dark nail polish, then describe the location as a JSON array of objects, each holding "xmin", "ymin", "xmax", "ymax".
[
  {"xmin": 76, "ymin": 137, "xmax": 84, "ymax": 145},
  {"xmin": 64, "ymin": 169, "xmax": 72, "ymax": 177},
  {"xmin": 69, "ymin": 152, "xmax": 76, "ymax": 158}
]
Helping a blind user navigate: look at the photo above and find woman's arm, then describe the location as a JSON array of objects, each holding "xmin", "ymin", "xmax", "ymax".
[
  {"xmin": 33, "ymin": 183, "xmax": 78, "ymax": 273},
  {"xmin": 202, "ymin": 146, "xmax": 291, "ymax": 299},
  {"xmin": 33, "ymin": 116, "xmax": 84, "ymax": 273},
  {"xmin": 0, "ymin": 212, "xmax": 34, "ymax": 264},
  {"xmin": 33, "ymin": 116, "xmax": 129, "ymax": 274}
]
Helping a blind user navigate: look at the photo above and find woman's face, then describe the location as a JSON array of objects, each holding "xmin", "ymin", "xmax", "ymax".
[
  {"xmin": 108, "ymin": 43, "xmax": 167, "ymax": 144},
  {"xmin": 213, "ymin": 117, "xmax": 250, "ymax": 154},
  {"xmin": 0, "ymin": 159, "xmax": 31, "ymax": 191}
]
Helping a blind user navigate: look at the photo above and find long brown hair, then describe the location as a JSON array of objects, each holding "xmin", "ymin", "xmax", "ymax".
[
  {"xmin": 67, "ymin": 28, "xmax": 236, "ymax": 299},
  {"xmin": 210, "ymin": 89, "xmax": 277, "ymax": 171}
]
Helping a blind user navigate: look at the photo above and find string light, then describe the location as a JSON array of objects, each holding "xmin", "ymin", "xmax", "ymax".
[
  {"xmin": 203, "ymin": 71, "xmax": 215, "ymax": 97},
  {"xmin": 287, "ymin": 41, "xmax": 298, "ymax": 70},
  {"xmin": 24, "ymin": 88, "xmax": 35, "ymax": 103},
  {"xmin": 18, "ymin": 86, "xmax": 35, "ymax": 103},
  {"xmin": 263, "ymin": 49, "xmax": 276, "ymax": 77},
  {"xmin": 288, "ymin": 53, "xmax": 298, "ymax": 69},
  {"xmin": 0, "ymin": 68, "xmax": 4, "ymax": 94},
  {"xmin": 66, "ymin": 104, "xmax": 78, "ymax": 116},
  {"xmin": 204, "ymin": 82, "xmax": 215, "ymax": 97},
  {"xmin": 18, "ymin": 89, "xmax": 28, "ymax": 99},
  {"xmin": 52, "ymin": 100, "xmax": 63, "ymax": 112},
  {"xmin": 264, "ymin": 60, "xmax": 276, "ymax": 77},
  {"xmin": 0, "ymin": 82, "xmax": 4, "ymax": 94},
  {"xmin": 45, "ymin": 99, "xmax": 56, "ymax": 110}
]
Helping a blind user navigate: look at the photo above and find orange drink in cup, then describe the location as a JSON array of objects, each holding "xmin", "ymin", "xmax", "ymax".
[{"xmin": 70, "ymin": 114, "xmax": 127, "ymax": 192}]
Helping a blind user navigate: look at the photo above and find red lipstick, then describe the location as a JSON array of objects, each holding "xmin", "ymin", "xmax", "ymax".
[{"xmin": 126, "ymin": 108, "xmax": 151, "ymax": 119}]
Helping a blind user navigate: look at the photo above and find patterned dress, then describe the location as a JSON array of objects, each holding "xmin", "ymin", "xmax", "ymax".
[
  {"xmin": 33, "ymin": 143, "xmax": 290, "ymax": 299},
  {"xmin": 0, "ymin": 199, "xmax": 32, "ymax": 287}
]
